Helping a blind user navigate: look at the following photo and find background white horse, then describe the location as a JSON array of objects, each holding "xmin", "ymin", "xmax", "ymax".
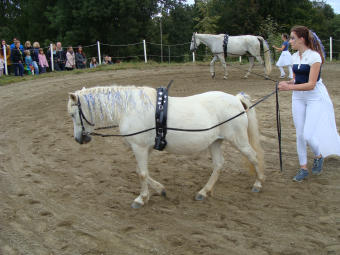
[
  {"xmin": 190, "ymin": 33, "xmax": 272, "ymax": 79},
  {"xmin": 68, "ymin": 85, "xmax": 265, "ymax": 208}
]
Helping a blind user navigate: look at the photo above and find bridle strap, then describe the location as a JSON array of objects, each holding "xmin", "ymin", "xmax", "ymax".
[
  {"xmin": 192, "ymin": 33, "xmax": 197, "ymax": 52},
  {"xmin": 76, "ymin": 98, "xmax": 94, "ymax": 135}
]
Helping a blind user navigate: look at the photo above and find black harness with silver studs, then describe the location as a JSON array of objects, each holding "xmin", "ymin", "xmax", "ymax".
[
  {"xmin": 154, "ymin": 80, "xmax": 173, "ymax": 151},
  {"xmin": 223, "ymin": 33, "xmax": 229, "ymax": 54}
]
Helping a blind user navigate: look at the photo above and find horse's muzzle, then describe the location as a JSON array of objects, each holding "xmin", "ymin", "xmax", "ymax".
[{"xmin": 75, "ymin": 134, "xmax": 92, "ymax": 144}]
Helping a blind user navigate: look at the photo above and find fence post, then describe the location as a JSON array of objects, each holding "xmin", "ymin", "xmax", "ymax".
[
  {"xmin": 330, "ymin": 37, "xmax": 332, "ymax": 62},
  {"xmin": 143, "ymin": 40, "xmax": 147, "ymax": 63},
  {"xmin": 192, "ymin": 52, "xmax": 195, "ymax": 62},
  {"xmin": 97, "ymin": 41, "xmax": 102, "ymax": 65},
  {"xmin": 3, "ymin": 45, "xmax": 8, "ymax": 75},
  {"xmin": 50, "ymin": 43, "xmax": 54, "ymax": 71},
  {"xmin": 239, "ymin": 56, "xmax": 242, "ymax": 63}
]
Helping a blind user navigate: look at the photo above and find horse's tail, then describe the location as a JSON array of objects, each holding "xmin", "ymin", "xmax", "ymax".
[
  {"xmin": 257, "ymin": 36, "xmax": 272, "ymax": 75},
  {"xmin": 236, "ymin": 92, "xmax": 264, "ymax": 176}
]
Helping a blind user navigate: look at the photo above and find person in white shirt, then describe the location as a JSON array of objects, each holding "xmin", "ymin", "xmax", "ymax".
[{"xmin": 278, "ymin": 25, "xmax": 340, "ymax": 182}]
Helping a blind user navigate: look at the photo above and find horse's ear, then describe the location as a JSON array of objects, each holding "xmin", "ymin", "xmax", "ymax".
[{"xmin": 69, "ymin": 93, "xmax": 77, "ymax": 102}]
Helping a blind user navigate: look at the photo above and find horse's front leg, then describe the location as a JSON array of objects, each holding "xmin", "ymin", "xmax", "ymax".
[
  {"xmin": 244, "ymin": 56, "xmax": 255, "ymax": 78},
  {"xmin": 210, "ymin": 55, "xmax": 218, "ymax": 79},
  {"xmin": 196, "ymin": 140, "xmax": 224, "ymax": 201},
  {"xmin": 217, "ymin": 54, "xmax": 228, "ymax": 79},
  {"xmin": 131, "ymin": 145, "xmax": 151, "ymax": 209}
]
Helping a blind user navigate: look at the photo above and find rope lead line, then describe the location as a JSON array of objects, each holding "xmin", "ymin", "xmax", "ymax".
[{"xmin": 276, "ymin": 82, "xmax": 283, "ymax": 172}]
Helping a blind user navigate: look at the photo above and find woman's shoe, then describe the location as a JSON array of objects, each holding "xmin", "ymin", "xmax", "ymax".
[
  {"xmin": 293, "ymin": 168, "xmax": 309, "ymax": 182},
  {"xmin": 312, "ymin": 156, "xmax": 324, "ymax": 175}
]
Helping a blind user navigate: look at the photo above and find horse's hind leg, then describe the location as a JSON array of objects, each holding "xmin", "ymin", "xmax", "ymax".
[
  {"xmin": 217, "ymin": 54, "xmax": 228, "ymax": 79},
  {"xmin": 255, "ymin": 55, "xmax": 268, "ymax": 79},
  {"xmin": 196, "ymin": 139, "xmax": 224, "ymax": 201},
  {"xmin": 210, "ymin": 55, "xmax": 218, "ymax": 79},
  {"xmin": 232, "ymin": 135, "xmax": 265, "ymax": 192},
  {"xmin": 244, "ymin": 56, "xmax": 255, "ymax": 78}
]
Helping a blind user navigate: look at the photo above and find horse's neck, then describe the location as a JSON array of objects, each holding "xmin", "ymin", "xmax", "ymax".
[
  {"xmin": 78, "ymin": 86, "xmax": 156, "ymax": 127},
  {"xmin": 197, "ymin": 34, "xmax": 223, "ymax": 53}
]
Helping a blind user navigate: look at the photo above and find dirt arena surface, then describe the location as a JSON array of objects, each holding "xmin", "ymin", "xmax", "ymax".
[{"xmin": 0, "ymin": 63, "xmax": 339, "ymax": 255}]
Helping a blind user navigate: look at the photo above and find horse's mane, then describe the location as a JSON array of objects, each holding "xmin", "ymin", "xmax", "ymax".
[{"xmin": 74, "ymin": 85, "xmax": 156, "ymax": 126}]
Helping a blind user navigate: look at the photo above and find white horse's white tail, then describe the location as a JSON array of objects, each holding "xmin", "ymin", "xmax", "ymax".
[
  {"xmin": 236, "ymin": 93, "xmax": 264, "ymax": 176},
  {"xmin": 257, "ymin": 36, "xmax": 272, "ymax": 75}
]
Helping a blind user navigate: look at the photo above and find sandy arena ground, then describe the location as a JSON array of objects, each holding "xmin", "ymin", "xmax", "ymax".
[{"xmin": 0, "ymin": 63, "xmax": 339, "ymax": 255}]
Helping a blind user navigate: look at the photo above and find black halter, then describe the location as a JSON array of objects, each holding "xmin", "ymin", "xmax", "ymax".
[{"xmin": 76, "ymin": 97, "xmax": 94, "ymax": 135}]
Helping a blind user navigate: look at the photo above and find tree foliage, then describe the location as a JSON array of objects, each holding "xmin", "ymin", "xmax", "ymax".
[{"xmin": 1, "ymin": 0, "xmax": 339, "ymax": 59}]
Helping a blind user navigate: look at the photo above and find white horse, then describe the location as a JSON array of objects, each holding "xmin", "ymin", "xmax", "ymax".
[
  {"xmin": 68, "ymin": 85, "xmax": 265, "ymax": 208},
  {"xmin": 190, "ymin": 33, "xmax": 272, "ymax": 79}
]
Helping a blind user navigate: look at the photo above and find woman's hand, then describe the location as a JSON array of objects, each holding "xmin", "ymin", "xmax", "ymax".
[{"xmin": 278, "ymin": 81, "xmax": 291, "ymax": 91}]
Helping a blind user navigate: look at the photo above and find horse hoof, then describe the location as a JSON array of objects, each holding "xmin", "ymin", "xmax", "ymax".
[
  {"xmin": 211, "ymin": 73, "xmax": 215, "ymax": 79},
  {"xmin": 131, "ymin": 201, "xmax": 143, "ymax": 209},
  {"xmin": 161, "ymin": 190, "xmax": 167, "ymax": 197},
  {"xmin": 252, "ymin": 186, "xmax": 261, "ymax": 193},
  {"xmin": 195, "ymin": 193, "xmax": 206, "ymax": 201},
  {"xmin": 242, "ymin": 76, "xmax": 248, "ymax": 79},
  {"xmin": 223, "ymin": 76, "xmax": 228, "ymax": 80}
]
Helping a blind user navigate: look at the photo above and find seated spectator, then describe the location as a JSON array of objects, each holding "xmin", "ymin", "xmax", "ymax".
[
  {"xmin": 75, "ymin": 45, "xmax": 86, "ymax": 69},
  {"xmin": 65, "ymin": 46, "xmax": 75, "ymax": 71},
  {"xmin": 38, "ymin": 48, "xmax": 49, "ymax": 73},
  {"xmin": 89, "ymin": 57, "xmax": 97, "ymax": 68},
  {"xmin": 24, "ymin": 50, "xmax": 34, "ymax": 75},
  {"xmin": 102, "ymin": 55, "xmax": 113, "ymax": 64}
]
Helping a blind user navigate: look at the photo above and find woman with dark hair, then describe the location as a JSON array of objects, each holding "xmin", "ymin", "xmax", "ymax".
[
  {"xmin": 75, "ymin": 45, "xmax": 86, "ymax": 69},
  {"xmin": 278, "ymin": 25, "xmax": 340, "ymax": 182},
  {"xmin": 273, "ymin": 33, "xmax": 293, "ymax": 79}
]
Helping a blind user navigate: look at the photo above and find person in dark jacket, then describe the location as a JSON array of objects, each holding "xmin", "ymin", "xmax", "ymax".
[
  {"xmin": 55, "ymin": 42, "xmax": 66, "ymax": 71},
  {"xmin": 75, "ymin": 45, "xmax": 86, "ymax": 69},
  {"xmin": 11, "ymin": 41, "xmax": 24, "ymax": 76}
]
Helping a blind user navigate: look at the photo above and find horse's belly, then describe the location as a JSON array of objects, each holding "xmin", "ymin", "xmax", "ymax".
[{"xmin": 164, "ymin": 131, "xmax": 218, "ymax": 154}]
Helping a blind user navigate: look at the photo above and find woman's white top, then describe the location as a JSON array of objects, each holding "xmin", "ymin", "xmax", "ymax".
[{"xmin": 292, "ymin": 49, "xmax": 340, "ymax": 157}]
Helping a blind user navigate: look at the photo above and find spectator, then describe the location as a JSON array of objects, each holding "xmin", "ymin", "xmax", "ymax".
[
  {"xmin": 103, "ymin": 55, "xmax": 113, "ymax": 64},
  {"xmin": 65, "ymin": 46, "xmax": 75, "ymax": 71},
  {"xmin": 89, "ymin": 57, "xmax": 97, "ymax": 68},
  {"xmin": 56, "ymin": 42, "xmax": 66, "ymax": 71},
  {"xmin": 10, "ymin": 38, "xmax": 23, "ymax": 51},
  {"xmin": 24, "ymin": 50, "xmax": 34, "ymax": 75},
  {"xmin": 1, "ymin": 39, "xmax": 10, "ymax": 75},
  {"xmin": 32, "ymin": 42, "xmax": 40, "ymax": 75},
  {"xmin": 38, "ymin": 48, "xmax": 49, "ymax": 73},
  {"xmin": 11, "ymin": 41, "xmax": 24, "ymax": 76},
  {"xmin": 75, "ymin": 45, "xmax": 86, "ymax": 69}
]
